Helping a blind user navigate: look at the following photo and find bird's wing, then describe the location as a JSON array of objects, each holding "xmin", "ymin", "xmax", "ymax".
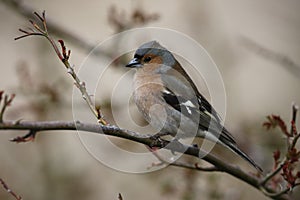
[
  {"xmin": 161, "ymin": 87, "xmax": 232, "ymax": 141},
  {"xmin": 161, "ymin": 66, "xmax": 236, "ymax": 144}
]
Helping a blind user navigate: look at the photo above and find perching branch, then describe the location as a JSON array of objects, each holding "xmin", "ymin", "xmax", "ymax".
[{"xmin": 0, "ymin": 119, "xmax": 288, "ymax": 200}]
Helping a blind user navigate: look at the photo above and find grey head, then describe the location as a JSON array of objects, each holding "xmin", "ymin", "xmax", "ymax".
[{"xmin": 126, "ymin": 41, "xmax": 176, "ymax": 68}]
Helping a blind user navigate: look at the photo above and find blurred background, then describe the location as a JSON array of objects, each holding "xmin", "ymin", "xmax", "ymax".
[{"xmin": 0, "ymin": 0, "xmax": 299, "ymax": 199}]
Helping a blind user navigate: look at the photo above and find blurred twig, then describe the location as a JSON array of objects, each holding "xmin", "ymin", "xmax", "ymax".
[
  {"xmin": 0, "ymin": 178, "xmax": 22, "ymax": 200},
  {"xmin": 0, "ymin": 91, "xmax": 15, "ymax": 123},
  {"xmin": 106, "ymin": 5, "xmax": 160, "ymax": 66},
  {"xmin": 14, "ymin": 62, "xmax": 67, "ymax": 119},
  {"xmin": 108, "ymin": 5, "xmax": 159, "ymax": 32},
  {"xmin": 118, "ymin": 193, "xmax": 123, "ymax": 200},
  {"xmin": 240, "ymin": 36, "xmax": 300, "ymax": 78}
]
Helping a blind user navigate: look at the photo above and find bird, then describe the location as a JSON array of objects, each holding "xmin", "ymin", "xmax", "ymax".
[{"xmin": 126, "ymin": 40, "xmax": 262, "ymax": 172}]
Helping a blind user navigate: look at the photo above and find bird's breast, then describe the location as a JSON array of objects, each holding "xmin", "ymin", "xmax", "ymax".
[{"xmin": 132, "ymin": 73, "xmax": 165, "ymax": 121}]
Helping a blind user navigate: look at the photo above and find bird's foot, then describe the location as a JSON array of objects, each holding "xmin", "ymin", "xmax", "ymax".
[{"xmin": 149, "ymin": 132, "xmax": 169, "ymax": 148}]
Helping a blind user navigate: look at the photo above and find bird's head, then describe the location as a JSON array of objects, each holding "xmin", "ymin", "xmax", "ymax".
[{"xmin": 126, "ymin": 41, "xmax": 176, "ymax": 71}]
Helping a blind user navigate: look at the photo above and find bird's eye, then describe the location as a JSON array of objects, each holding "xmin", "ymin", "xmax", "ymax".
[{"xmin": 144, "ymin": 56, "xmax": 152, "ymax": 63}]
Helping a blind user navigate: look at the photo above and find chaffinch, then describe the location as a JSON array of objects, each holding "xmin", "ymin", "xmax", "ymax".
[{"xmin": 126, "ymin": 41, "xmax": 262, "ymax": 171}]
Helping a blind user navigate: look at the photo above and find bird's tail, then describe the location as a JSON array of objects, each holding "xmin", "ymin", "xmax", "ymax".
[{"xmin": 219, "ymin": 135, "xmax": 263, "ymax": 172}]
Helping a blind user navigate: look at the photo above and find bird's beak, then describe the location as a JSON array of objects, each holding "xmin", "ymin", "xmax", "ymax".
[{"xmin": 126, "ymin": 58, "xmax": 142, "ymax": 68}]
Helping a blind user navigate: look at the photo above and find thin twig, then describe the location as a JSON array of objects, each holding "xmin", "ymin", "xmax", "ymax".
[
  {"xmin": 290, "ymin": 104, "xmax": 298, "ymax": 135},
  {"xmin": 260, "ymin": 159, "xmax": 286, "ymax": 186},
  {"xmin": 290, "ymin": 104, "xmax": 299, "ymax": 150},
  {"xmin": 240, "ymin": 36, "xmax": 300, "ymax": 78},
  {"xmin": 262, "ymin": 187, "xmax": 291, "ymax": 199},
  {"xmin": 170, "ymin": 161, "xmax": 219, "ymax": 172},
  {"xmin": 147, "ymin": 146, "xmax": 219, "ymax": 172},
  {"xmin": 14, "ymin": 11, "xmax": 107, "ymax": 125},
  {"xmin": 291, "ymin": 134, "xmax": 300, "ymax": 151}
]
